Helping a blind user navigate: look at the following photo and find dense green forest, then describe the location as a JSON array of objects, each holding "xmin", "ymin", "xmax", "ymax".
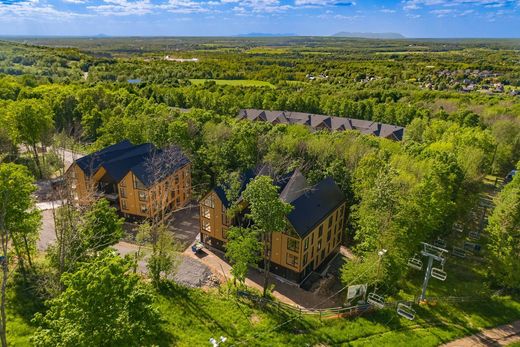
[{"xmin": 0, "ymin": 37, "xmax": 519, "ymax": 346}]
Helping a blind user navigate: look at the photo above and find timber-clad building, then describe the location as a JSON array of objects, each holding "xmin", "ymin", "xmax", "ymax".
[
  {"xmin": 68, "ymin": 140, "xmax": 191, "ymax": 218},
  {"xmin": 199, "ymin": 165, "xmax": 347, "ymax": 284}
]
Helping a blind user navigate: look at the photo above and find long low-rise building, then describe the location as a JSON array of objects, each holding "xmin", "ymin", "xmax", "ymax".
[{"xmin": 238, "ymin": 109, "xmax": 405, "ymax": 141}]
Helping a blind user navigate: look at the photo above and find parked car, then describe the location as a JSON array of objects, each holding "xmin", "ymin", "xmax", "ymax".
[{"xmin": 504, "ymin": 169, "xmax": 517, "ymax": 184}]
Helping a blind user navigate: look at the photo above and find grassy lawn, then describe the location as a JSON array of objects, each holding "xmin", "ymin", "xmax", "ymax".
[
  {"xmin": 7, "ymin": 270, "xmax": 520, "ymax": 346},
  {"xmin": 189, "ymin": 79, "xmax": 275, "ymax": 88},
  {"xmin": 151, "ymin": 282, "xmax": 520, "ymax": 347}
]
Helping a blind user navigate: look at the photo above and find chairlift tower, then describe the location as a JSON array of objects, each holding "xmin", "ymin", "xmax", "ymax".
[{"xmin": 419, "ymin": 242, "xmax": 448, "ymax": 302}]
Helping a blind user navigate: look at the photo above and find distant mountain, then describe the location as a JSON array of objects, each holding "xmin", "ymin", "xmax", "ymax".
[
  {"xmin": 332, "ymin": 32, "xmax": 405, "ymax": 39},
  {"xmin": 236, "ymin": 33, "xmax": 297, "ymax": 37}
]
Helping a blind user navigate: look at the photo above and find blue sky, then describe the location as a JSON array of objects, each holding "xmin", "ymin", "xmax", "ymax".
[{"xmin": 1, "ymin": 0, "xmax": 519, "ymax": 37}]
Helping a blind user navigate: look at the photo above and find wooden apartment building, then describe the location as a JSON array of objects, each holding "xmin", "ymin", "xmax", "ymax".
[
  {"xmin": 68, "ymin": 140, "xmax": 191, "ymax": 218},
  {"xmin": 199, "ymin": 166, "xmax": 347, "ymax": 284}
]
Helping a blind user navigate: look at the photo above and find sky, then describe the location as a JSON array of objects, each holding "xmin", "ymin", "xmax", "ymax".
[{"xmin": 1, "ymin": 0, "xmax": 520, "ymax": 37}]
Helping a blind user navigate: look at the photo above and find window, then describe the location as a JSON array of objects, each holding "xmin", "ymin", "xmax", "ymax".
[
  {"xmin": 310, "ymin": 233, "xmax": 314, "ymax": 245},
  {"xmin": 202, "ymin": 194, "xmax": 215, "ymax": 208},
  {"xmin": 317, "ymin": 240, "xmax": 322, "ymax": 251},
  {"xmin": 202, "ymin": 219, "xmax": 211, "ymax": 233},
  {"xmin": 171, "ymin": 191, "xmax": 175, "ymax": 200},
  {"xmin": 328, "ymin": 215, "xmax": 333, "ymax": 227},
  {"xmin": 138, "ymin": 191, "xmax": 147, "ymax": 202},
  {"xmin": 119, "ymin": 179, "xmax": 126, "ymax": 187},
  {"xmin": 120, "ymin": 187, "xmax": 127, "ymax": 199},
  {"xmin": 303, "ymin": 253, "xmax": 308, "ymax": 266},
  {"xmin": 121, "ymin": 199, "xmax": 128, "ymax": 210},
  {"xmin": 174, "ymin": 175, "xmax": 179, "ymax": 184},
  {"xmin": 140, "ymin": 204, "xmax": 148, "ymax": 213},
  {"xmin": 202, "ymin": 206, "xmax": 211, "ymax": 219},
  {"xmin": 134, "ymin": 176, "xmax": 146, "ymax": 190},
  {"xmin": 318, "ymin": 225, "xmax": 323, "ymax": 238},
  {"xmin": 222, "ymin": 210, "xmax": 231, "ymax": 225},
  {"xmin": 287, "ymin": 238, "xmax": 299, "ymax": 252},
  {"xmin": 304, "ymin": 238, "xmax": 309, "ymax": 251},
  {"xmin": 222, "ymin": 227, "xmax": 228, "ymax": 240},
  {"xmin": 327, "ymin": 229, "xmax": 331, "ymax": 241},
  {"xmin": 286, "ymin": 254, "xmax": 298, "ymax": 267}
]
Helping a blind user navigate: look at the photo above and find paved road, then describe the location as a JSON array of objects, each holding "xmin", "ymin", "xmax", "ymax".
[{"xmin": 442, "ymin": 320, "xmax": 520, "ymax": 347}]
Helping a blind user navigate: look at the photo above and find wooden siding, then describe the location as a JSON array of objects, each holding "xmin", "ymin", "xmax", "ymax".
[
  {"xmin": 199, "ymin": 191, "xmax": 229, "ymax": 243},
  {"xmin": 70, "ymin": 160, "xmax": 192, "ymax": 219},
  {"xmin": 200, "ymin": 190, "xmax": 347, "ymax": 278},
  {"xmin": 269, "ymin": 201, "xmax": 346, "ymax": 273},
  {"xmin": 118, "ymin": 163, "xmax": 192, "ymax": 218}
]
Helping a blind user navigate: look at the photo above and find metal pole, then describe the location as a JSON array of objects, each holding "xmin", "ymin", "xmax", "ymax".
[{"xmin": 420, "ymin": 256, "xmax": 434, "ymax": 301}]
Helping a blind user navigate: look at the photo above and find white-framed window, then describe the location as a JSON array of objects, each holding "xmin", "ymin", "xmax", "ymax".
[
  {"xmin": 121, "ymin": 199, "xmax": 128, "ymax": 210},
  {"xmin": 202, "ymin": 206, "xmax": 211, "ymax": 219},
  {"xmin": 138, "ymin": 191, "xmax": 147, "ymax": 202},
  {"xmin": 202, "ymin": 194, "xmax": 215, "ymax": 208},
  {"xmin": 202, "ymin": 219, "xmax": 211, "ymax": 233},
  {"xmin": 140, "ymin": 204, "xmax": 148, "ymax": 213}
]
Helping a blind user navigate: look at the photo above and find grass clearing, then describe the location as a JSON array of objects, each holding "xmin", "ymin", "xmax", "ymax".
[
  {"xmin": 189, "ymin": 79, "xmax": 275, "ymax": 88},
  {"xmin": 152, "ymin": 281, "xmax": 520, "ymax": 346}
]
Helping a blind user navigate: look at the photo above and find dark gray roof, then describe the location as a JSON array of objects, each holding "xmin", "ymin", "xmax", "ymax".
[
  {"xmin": 75, "ymin": 140, "xmax": 135, "ymax": 176},
  {"xmin": 238, "ymin": 109, "xmax": 405, "ymax": 141},
  {"xmin": 210, "ymin": 166, "xmax": 345, "ymax": 238},
  {"xmin": 75, "ymin": 140, "xmax": 189, "ymax": 188},
  {"xmin": 287, "ymin": 177, "xmax": 346, "ymax": 238}
]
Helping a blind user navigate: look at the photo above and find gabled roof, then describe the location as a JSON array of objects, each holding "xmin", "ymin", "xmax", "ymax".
[
  {"xmin": 210, "ymin": 165, "xmax": 345, "ymax": 239},
  {"xmin": 287, "ymin": 177, "xmax": 346, "ymax": 238},
  {"xmin": 75, "ymin": 140, "xmax": 135, "ymax": 176},
  {"xmin": 237, "ymin": 109, "xmax": 405, "ymax": 141},
  {"xmin": 131, "ymin": 147, "xmax": 190, "ymax": 187},
  {"xmin": 75, "ymin": 140, "xmax": 190, "ymax": 188}
]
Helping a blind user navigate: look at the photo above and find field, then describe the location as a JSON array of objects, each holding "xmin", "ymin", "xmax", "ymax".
[{"xmin": 189, "ymin": 79, "xmax": 275, "ymax": 88}]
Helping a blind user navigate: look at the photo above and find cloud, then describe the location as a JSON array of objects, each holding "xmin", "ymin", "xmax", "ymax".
[
  {"xmin": 87, "ymin": 0, "xmax": 154, "ymax": 16},
  {"xmin": 0, "ymin": 0, "xmax": 85, "ymax": 19},
  {"xmin": 294, "ymin": 0, "xmax": 355, "ymax": 6}
]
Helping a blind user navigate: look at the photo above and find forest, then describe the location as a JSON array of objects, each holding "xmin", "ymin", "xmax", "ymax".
[{"xmin": 0, "ymin": 37, "xmax": 519, "ymax": 346}]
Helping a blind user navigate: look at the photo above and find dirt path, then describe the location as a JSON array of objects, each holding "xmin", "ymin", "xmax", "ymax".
[{"xmin": 442, "ymin": 320, "xmax": 520, "ymax": 347}]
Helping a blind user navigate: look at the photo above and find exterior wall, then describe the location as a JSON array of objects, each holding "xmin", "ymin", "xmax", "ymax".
[
  {"xmin": 199, "ymin": 191, "xmax": 229, "ymax": 246},
  {"xmin": 269, "ymin": 201, "xmax": 346, "ymax": 280},
  {"xmin": 67, "ymin": 163, "xmax": 91, "ymax": 205},
  {"xmin": 118, "ymin": 163, "xmax": 192, "ymax": 218},
  {"xmin": 199, "ymin": 189, "xmax": 348, "ymax": 284},
  {"xmin": 70, "ymin": 159, "xmax": 192, "ymax": 219}
]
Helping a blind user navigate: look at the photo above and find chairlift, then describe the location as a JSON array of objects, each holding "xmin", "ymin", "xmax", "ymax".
[
  {"xmin": 452, "ymin": 246, "xmax": 466, "ymax": 259},
  {"xmin": 431, "ymin": 267, "xmax": 447, "ymax": 281},
  {"xmin": 397, "ymin": 302, "xmax": 415, "ymax": 321},
  {"xmin": 367, "ymin": 292, "xmax": 386, "ymax": 309},
  {"xmin": 407, "ymin": 255, "xmax": 423, "ymax": 271},
  {"xmin": 468, "ymin": 231, "xmax": 480, "ymax": 240},
  {"xmin": 434, "ymin": 238, "xmax": 447, "ymax": 249}
]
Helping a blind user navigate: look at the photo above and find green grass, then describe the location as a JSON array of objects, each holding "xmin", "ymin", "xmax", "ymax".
[
  {"xmin": 151, "ymin": 281, "xmax": 520, "ymax": 347},
  {"xmin": 189, "ymin": 79, "xmax": 275, "ymax": 88}
]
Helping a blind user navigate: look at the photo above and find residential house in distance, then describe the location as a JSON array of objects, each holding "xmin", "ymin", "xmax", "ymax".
[
  {"xmin": 68, "ymin": 140, "xmax": 191, "ymax": 219},
  {"xmin": 238, "ymin": 109, "xmax": 405, "ymax": 141},
  {"xmin": 199, "ymin": 166, "xmax": 347, "ymax": 284}
]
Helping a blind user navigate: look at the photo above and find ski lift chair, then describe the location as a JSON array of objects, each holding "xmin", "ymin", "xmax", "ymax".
[
  {"xmin": 452, "ymin": 246, "xmax": 466, "ymax": 259},
  {"xmin": 407, "ymin": 255, "xmax": 423, "ymax": 270},
  {"xmin": 468, "ymin": 231, "xmax": 480, "ymax": 240},
  {"xmin": 431, "ymin": 267, "xmax": 447, "ymax": 281},
  {"xmin": 397, "ymin": 302, "xmax": 416, "ymax": 321},
  {"xmin": 367, "ymin": 292, "xmax": 386, "ymax": 309},
  {"xmin": 434, "ymin": 238, "xmax": 447, "ymax": 249}
]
